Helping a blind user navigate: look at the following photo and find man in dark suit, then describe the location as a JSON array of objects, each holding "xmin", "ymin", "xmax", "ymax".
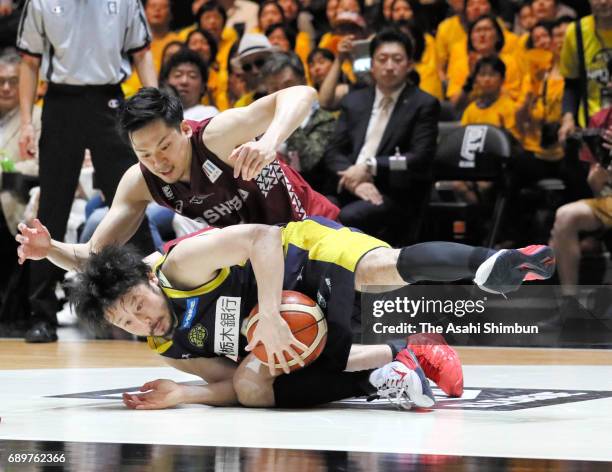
[{"xmin": 324, "ymin": 28, "xmax": 440, "ymax": 243}]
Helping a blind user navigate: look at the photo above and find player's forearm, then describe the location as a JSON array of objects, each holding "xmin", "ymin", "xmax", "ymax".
[
  {"xmin": 47, "ymin": 240, "xmax": 92, "ymax": 271},
  {"xmin": 132, "ymin": 49, "xmax": 158, "ymax": 88},
  {"xmin": 19, "ymin": 59, "xmax": 39, "ymax": 125},
  {"xmin": 249, "ymin": 226, "xmax": 284, "ymax": 316},
  {"xmin": 257, "ymin": 86, "xmax": 317, "ymax": 150},
  {"xmin": 180, "ymin": 380, "xmax": 238, "ymax": 406}
]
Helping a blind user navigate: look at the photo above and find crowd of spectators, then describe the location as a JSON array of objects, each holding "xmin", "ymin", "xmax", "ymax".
[{"xmin": 0, "ymin": 0, "xmax": 610, "ymax": 338}]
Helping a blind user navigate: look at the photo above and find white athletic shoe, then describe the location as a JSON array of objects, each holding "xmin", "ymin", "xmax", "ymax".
[{"xmin": 369, "ymin": 357, "xmax": 436, "ymax": 410}]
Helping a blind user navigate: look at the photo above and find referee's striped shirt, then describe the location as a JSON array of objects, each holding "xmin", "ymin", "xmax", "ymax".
[{"xmin": 16, "ymin": 0, "xmax": 151, "ymax": 85}]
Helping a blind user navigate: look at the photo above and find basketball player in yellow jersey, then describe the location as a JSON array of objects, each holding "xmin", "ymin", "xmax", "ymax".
[{"xmin": 56, "ymin": 217, "xmax": 554, "ymax": 410}]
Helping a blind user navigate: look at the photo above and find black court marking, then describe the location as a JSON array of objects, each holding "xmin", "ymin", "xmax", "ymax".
[
  {"xmin": 48, "ymin": 384, "xmax": 612, "ymax": 411},
  {"xmin": 334, "ymin": 387, "xmax": 612, "ymax": 411}
]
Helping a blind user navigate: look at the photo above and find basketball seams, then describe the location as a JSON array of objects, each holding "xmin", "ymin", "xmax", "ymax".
[{"xmin": 245, "ymin": 295, "xmax": 328, "ymax": 369}]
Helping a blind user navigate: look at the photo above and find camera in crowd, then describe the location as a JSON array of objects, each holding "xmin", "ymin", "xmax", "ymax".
[{"xmin": 568, "ymin": 128, "xmax": 612, "ymax": 168}]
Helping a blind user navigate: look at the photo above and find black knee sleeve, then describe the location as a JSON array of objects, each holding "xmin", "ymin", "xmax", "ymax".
[{"xmin": 396, "ymin": 242, "xmax": 496, "ymax": 284}]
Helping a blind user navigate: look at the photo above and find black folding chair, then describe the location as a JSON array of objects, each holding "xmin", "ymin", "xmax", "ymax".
[{"xmin": 428, "ymin": 124, "xmax": 512, "ymax": 247}]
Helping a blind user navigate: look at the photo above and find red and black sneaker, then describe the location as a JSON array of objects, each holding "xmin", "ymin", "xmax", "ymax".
[
  {"xmin": 399, "ymin": 333, "xmax": 464, "ymax": 398},
  {"xmin": 474, "ymin": 245, "xmax": 556, "ymax": 295}
]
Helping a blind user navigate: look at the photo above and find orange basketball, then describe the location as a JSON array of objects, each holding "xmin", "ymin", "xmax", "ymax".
[{"xmin": 245, "ymin": 291, "xmax": 328, "ymax": 371}]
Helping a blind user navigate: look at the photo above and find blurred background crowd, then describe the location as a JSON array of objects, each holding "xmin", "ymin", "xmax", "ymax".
[{"xmin": 0, "ymin": 0, "xmax": 609, "ymax": 342}]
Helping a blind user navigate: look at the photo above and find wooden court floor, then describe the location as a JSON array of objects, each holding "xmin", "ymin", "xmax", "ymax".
[{"xmin": 1, "ymin": 339, "xmax": 611, "ymax": 369}]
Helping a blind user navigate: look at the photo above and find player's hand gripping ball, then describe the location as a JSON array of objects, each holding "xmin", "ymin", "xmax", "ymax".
[{"xmin": 245, "ymin": 291, "xmax": 328, "ymax": 372}]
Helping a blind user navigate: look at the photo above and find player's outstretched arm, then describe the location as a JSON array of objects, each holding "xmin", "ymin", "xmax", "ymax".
[
  {"xmin": 202, "ymin": 85, "xmax": 318, "ymax": 180},
  {"xmin": 162, "ymin": 224, "xmax": 307, "ymax": 375},
  {"xmin": 86, "ymin": 165, "xmax": 152, "ymax": 253},
  {"xmin": 16, "ymin": 165, "xmax": 152, "ymax": 271},
  {"xmin": 122, "ymin": 378, "xmax": 238, "ymax": 409},
  {"xmin": 16, "ymin": 219, "xmax": 90, "ymax": 271}
]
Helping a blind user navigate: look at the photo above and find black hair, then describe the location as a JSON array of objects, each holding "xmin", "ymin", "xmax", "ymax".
[
  {"xmin": 393, "ymin": 19, "xmax": 425, "ymax": 62},
  {"xmin": 160, "ymin": 47, "xmax": 210, "ymax": 86},
  {"xmin": 463, "ymin": 0, "xmax": 498, "ymax": 16},
  {"xmin": 389, "ymin": 0, "xmax": 420, "ymax": 20},
  {"xmin": 259, "ymin": 0, "xmax": 286, "ymax": 25},
  {"xmin": 227, "ymin": 40, "xmax": 241, "ymax": 73},
  {"xmin": 307, "ymin": 47, "xmax": 335, "ymax": 64},
  {"xmin": 369, "ymin": 27, "xmax": 414, "ymax": 59},
  {"xmin": 528, "ymin": 0, "xmax": 558, "ymax": 5},
  {"xmin": 196, "ymin": 1, "xmax": 227, "ymax": 26},
  {"xmin": 261, "ymin": 51, "xmax": 305, "ymax": 80},
  {"xmin": 473, "ymin": 54, "xmax": 506, "ymax": 78},
  {"xmin": 118, "ymin": 87, "xmax": 184, "ymax": 141},
  {"xmin": 279, "ymin": 0, "xmax": 301, "ymax": 25},
  {"xmin": 264, "ymin": 23, "xmax": 297, "ymax": 51},
  {"xmin": 526, "ymin": 20, "xmax": 554, "ymax": 49},
  {"xmin": 68, "ymin": 245, "xmax": 149, "ymax": 335},
  {"xmin": 161, "ymin": 40, "xmax": 185, "ymax": 63},
  {"xmin": 553, "ymin": 15, "xmax": 576, "ymax": 27},
  {"xmin": 186, "ymin": 28, "xmax": 219, "ymax": 64},
  {"xmin": 467, "ymin": 14, "xmax": 505, "ymax": 53}
]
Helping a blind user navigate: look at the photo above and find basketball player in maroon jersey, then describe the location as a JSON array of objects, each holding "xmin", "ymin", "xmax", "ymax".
[{"xmin": 16, "ymin": 85, "xmax": 337, "ymax": 272}]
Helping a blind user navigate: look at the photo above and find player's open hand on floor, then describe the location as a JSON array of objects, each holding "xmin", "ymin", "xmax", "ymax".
[
  {"xmin": 122, "ymin": 379, "xmax": 185, "ymax": 410},
  {"xmin": 246, "ymin": 313, "xmax": 307, "ymax": 375},
  {"xmin": 229, "ymin": 140, "xmax": 276, "ymax": 181},
  {"xmin": 15, "ymin": 218, "xmax": 52, "ymax": 264}
]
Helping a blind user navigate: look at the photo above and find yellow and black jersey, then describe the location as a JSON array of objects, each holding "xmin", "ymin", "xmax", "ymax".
[
  {"xmin": 147, "ymin": 244, "xmax": 258, "ymax": 361},
  {"xmin": 148, "ymin": 217, "xmax": 389, "ymax": 370}
]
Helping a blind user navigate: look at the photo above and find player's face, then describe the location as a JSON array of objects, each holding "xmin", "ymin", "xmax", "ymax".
[
  {"xmin": 130, "ymin": 119, "xmax": 194, "ymax": 183},
  {"xmin": 371, "ymin": 42, "xmax": 412, "ymax": 93},
  {"xmin": 106, "ymin": 281, "xmax": 176, "ymax": 338}
]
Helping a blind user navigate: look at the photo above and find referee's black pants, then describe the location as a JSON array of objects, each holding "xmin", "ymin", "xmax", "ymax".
[{"xmin": 29, "ymin": 83, "xmax": 154, "ymax": 325}]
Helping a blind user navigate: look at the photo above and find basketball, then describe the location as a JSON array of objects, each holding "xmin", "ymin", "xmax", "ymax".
[{"xmin": 245, "ymin": 291, "xmax": 328, "ymax": 371}]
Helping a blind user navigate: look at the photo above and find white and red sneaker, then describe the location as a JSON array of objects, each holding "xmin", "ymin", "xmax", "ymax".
[
  {"xmin": 369, "ymin": 350, "xmax": 435, "ymax": 410},
  {"xmin": 474, "ymin": 245, "xmax": 556, "ymax": 295},
  {"xmin": 402, "ymin": 333, "xmax": 464, "ymax": 398}
]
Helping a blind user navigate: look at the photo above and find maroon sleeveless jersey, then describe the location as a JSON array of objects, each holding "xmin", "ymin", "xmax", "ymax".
[{"xmin": 140, "ymin": 119, "xmax": 339, "ymax": 226}]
